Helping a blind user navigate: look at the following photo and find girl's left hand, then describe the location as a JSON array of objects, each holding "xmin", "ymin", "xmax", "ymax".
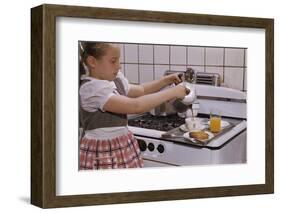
[{"xmin": 164, "ymin": 73, "xmax": 182, "ymax": 85}]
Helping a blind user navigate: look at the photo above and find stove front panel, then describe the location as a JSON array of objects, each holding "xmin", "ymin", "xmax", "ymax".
[
  {"xmin": 135, "ymin": 130, "xmax": 246, "ymax": 167},
  {"xmin": 136, "ymin": 136, "xmax": 212, "ymax": 166}
]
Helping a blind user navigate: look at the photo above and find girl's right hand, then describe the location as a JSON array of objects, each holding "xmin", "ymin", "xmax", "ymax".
[{"xmin": 174, "ymin": 84, "xmax": 188, "ymax": 99}]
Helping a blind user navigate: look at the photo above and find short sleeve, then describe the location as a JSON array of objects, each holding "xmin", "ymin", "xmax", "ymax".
[
  {"xmin": 116, "ymin": 72, "xmax": 130, "ymax": 95},
  {"xmin": 80, "ymin": 78, "xmax": 117, "ymax": 112}
]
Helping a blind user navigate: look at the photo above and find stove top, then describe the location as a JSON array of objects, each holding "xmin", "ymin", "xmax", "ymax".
[
  {"xmin": 128, "ymin": 113, "xmax": 247, "ymax": 149},
  {"xmin": 128, "ymin": 114, "xmax": 185, "ymax": 132}
]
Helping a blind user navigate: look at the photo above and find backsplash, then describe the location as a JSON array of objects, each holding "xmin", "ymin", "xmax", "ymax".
[{"xmin": 118, "ymin": 43, "xmax": 247, "ymax": 91}]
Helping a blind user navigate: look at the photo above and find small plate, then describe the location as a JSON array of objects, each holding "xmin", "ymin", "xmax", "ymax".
[
  {"xmin": 179, "ymin": 124, "xmax": 206, "ymax": 132},
  {"xmin": 183, "ymin": 131, "xmax": 214, "ymax": 143},
  {"xmin": 207, "ymin": 120, "xmax": 230, "ymax": 128}
]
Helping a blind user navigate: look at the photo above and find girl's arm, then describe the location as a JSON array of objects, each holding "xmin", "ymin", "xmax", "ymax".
[
  {"xmin": 103, "ymin": 85, "xmax": 187, "ymax": 114},
  {"xmin": 127, "ymin": 73, "xmax": 182, "ymax": 98}
]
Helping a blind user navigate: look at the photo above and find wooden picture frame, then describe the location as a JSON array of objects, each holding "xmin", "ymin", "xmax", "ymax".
[{"xmin": 31, "ymin": 4, "xmax": 274, "ymax": 208}]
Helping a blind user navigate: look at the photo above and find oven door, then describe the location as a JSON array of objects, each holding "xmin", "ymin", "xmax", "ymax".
[
  {"xmin": 135, "ymin": 136, "xmax": 212, "ymax": 167},
  {"xmin": 143, "ymin": 159, "xmax": 176, "ymax": 167},
  {"xmin": 136, "ymin": 136, "xmax": 181, "ymax": 167},
  {"xmin": 135, "ymin": 129, "xmax": 247, "ymax": 167}
]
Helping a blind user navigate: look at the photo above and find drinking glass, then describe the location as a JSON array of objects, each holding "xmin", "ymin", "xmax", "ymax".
[{"xmin": 210, "ymin": 109, "xmax": 221, "ymax": 133}]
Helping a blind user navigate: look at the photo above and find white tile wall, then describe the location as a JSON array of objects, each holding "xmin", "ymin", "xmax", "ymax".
[
  {"xmin": 243, "ymin": 68, "xmax": 247, "ymax": 91},
  {"xmin": 170, "ymin": 65, "xmax": 187, "ymax": 72},
  {"xmin": 125, "ymin": 64, "xmax": 139, "ymax": 84},
  {"xmin": 206, "ymin": 48, "xmax": 224, "ymax": 66},
  {"xmin": 225, "ymin": 48, "xmax": 245, "ymax": 66},
  {"xmin": 154, "ymin": 45, "xmax": 169, "ymax": 64},
  {"xmin": 154, "ymin": 65, "xmax": 169, "ymax": 80},
  {"xmin": 170, "ymin": 46, "xmax": 186, "ymax": 65},
  {"xmin": 224, "ymin": 67, "xmax": 244, "ymax": 90},
  {"xmin": 139, "ymin": 65, "xmax": 154, "ymax": 83},
  {"xmin": 187, "ymin": 47, "xmax": 204, "ymax": 65},
  {"xmin": 139, "ymin": 45, "xmax": 153, "ymax": 64},
  {"xmin": 117, "ymin": 43, "xmax": 246, "ymax": 91},
  {"xmin": 124, "ymin": 44, "xmax": 138, "ymax": 63},
  {"xmin": 244, "ymin": 50, "xmax": 247, "ymax": 68}
]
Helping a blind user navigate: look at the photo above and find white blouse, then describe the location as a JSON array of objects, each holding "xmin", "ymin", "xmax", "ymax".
[
  {"xmin": 79, "ymin": 72, "xmax": 131, "ymax": 139},
  {"xmin": 80, "ymin": 72, "xmax": 130, "ymax": 112}
]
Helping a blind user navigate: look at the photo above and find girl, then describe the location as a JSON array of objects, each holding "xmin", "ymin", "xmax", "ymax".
[{"xmin": 79, "ymin": 42, "xmax": 191, "ymax": 170}]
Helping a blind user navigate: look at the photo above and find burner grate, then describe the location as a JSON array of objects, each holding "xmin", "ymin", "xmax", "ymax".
[{"xmin": 128, "ymin": 114, "xmax": 185, "ymax": 131}]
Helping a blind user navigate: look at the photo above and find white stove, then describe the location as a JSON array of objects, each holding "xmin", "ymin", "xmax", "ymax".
[
  {"xmin": 128, "ymin": 84, "xmax": 247, "ymax": 167},
  {"xmin": 128, "ymin": 114, "xmax": 246, "ymax": 167}
]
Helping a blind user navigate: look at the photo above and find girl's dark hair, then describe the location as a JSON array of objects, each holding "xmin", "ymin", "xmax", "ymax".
[
  {"xmin": 80, "ymin": 42, "xmax": 112, "ymax": 63},
  {"xmin": 79, "ymin": 42, "xmax": 116, "ymax": 82}
]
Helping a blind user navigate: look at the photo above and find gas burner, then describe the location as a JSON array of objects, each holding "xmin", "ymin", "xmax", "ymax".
[{"xmin": 128, "ymin": 114, "xmax": 185, "ymax": 132}]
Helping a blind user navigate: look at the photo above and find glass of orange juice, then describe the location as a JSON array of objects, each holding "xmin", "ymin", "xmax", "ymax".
[{"xmin": 210, "ymin": 109, "xmax": 221, "ymax": 133}]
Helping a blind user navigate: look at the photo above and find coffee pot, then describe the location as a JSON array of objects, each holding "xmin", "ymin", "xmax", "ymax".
[
  {"xmin": 172, "ymin": 82, "xmax": 196, "ymax": 113},
  {"xmin": 171, "ymin": 68, "xmax": 196, "ymax": 113},
  {"xmin": 150, "ymin": 68, "xmax": 197, "ymax": 116}
]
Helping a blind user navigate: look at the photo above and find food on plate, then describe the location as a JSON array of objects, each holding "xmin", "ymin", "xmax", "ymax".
[{"xmin": 189, "ymin": 131, "xmax": 209, "ymax": 140}]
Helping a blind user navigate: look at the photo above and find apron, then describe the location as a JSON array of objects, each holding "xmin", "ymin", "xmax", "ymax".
[
  {"xmin": 79, "ymin": 131, "xmax": 143, "ymax": 170},
  {"xmin": 79, "ymin": 77, "xmax": 143, "ymax": 170}
]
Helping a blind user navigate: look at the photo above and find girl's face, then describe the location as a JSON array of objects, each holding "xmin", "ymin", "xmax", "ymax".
[{"xmin": 89, "ymin": 45, "xmax": 121, "ymax": 81}]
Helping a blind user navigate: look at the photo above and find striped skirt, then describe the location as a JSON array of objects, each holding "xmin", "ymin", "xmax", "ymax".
[{"xmin": 79, "ymin": 132, "xmax": 144, "ymax": 170}]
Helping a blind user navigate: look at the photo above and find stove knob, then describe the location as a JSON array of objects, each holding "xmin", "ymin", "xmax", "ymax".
[
  {"xmin": 137, "ymin": 139, "xmax": 147, "ymax": 152},
  {"xmin": 157, "ymin": 144, "xmax": 165, "ymax": 153},
  {"xmin": 147, "ymin": 143, "xmax": 155, "ymax": 152}
]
